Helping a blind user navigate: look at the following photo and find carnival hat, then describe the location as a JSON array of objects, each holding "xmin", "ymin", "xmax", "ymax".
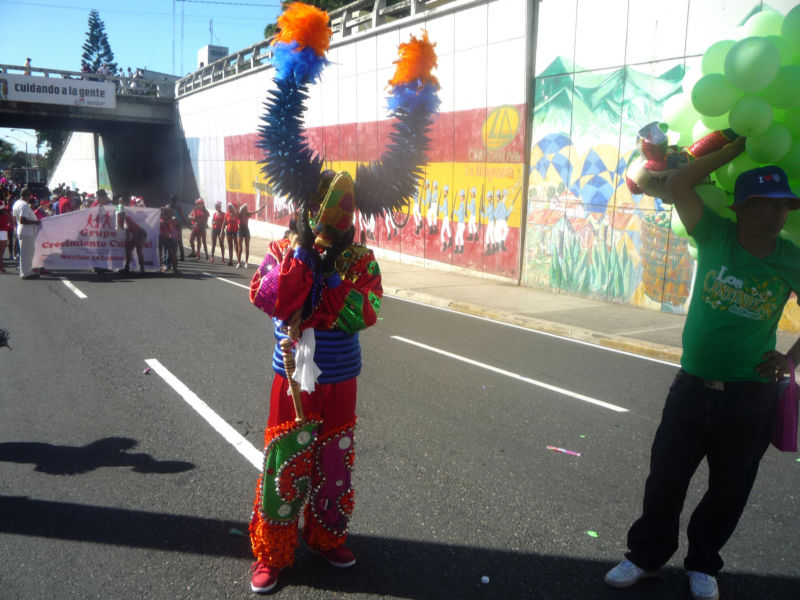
[
  {"xmin": 733, "ymin": 166, "xmax": 800, "ymax": 209},
  {"xmin": 313, "ymin": 171, "xmax": 355, "ymax": 248}
]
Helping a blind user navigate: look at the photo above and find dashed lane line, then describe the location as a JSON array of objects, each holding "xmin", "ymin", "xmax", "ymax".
[
  {"xmin": 60, "ymin": 277, "xmax": 88, "ymax": 299},
  {"xmin": 202, "ymin": 272, "xmax": 250, "ymax": 290},
  {"xmin": 145, "ymin": 358, "xmax": 262, "ymax": 470},
  {"xmin": 391, "ymin": 335, "xmax": 629, "ymax": 413}
]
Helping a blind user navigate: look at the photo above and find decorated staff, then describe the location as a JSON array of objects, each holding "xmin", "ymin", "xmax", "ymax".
[{"xmin": 247, "ymin": 2, "xmax": 439, "ymax": 594}]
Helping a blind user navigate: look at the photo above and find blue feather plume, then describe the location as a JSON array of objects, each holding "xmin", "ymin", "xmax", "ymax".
[{"xmin": 271, "ymin": 40, "xmax": 329, "ymax": 86}]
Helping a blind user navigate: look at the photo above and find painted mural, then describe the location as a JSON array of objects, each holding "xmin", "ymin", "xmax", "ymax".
[
  {"xmin": 524, "ymin": 0, "xmax": 800, "ymax": 333},
  {"xmin": 224, "ymin": 103, "xmax": 526, "ymax": 278}
]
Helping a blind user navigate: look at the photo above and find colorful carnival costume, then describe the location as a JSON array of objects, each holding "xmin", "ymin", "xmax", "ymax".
[{"xmin": 246, "ymin": 2, "xmax": 439, "ymax": 593}]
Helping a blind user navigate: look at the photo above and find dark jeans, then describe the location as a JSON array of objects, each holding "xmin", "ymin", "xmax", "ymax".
[{"xmin": 626, "ymin": 369, "xmax": 777, "ymax": 576}]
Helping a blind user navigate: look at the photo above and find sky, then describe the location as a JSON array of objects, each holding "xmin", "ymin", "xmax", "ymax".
[{"xmin": 1, "ymin": 0, "xmax": 282, "ymax": 150}]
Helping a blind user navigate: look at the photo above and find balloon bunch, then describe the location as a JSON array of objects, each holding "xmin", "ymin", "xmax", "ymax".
[{"xmin": 661, "ymin": 5, "xmax": 800, "ymax": 227}]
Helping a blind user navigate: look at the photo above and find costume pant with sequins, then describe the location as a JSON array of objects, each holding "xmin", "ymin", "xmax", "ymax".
[{"xmin": 250, "ymin": 374, "xmax": 357, "ymax": 568}]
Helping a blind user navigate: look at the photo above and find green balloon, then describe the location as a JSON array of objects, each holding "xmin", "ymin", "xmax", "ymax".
[
  {"xmin": 693, "ymin": 120, "xmax": 713, "ymax": 142},
  {"xmin": 744, "ymin": 10, "xmax": 784, "ymax": 37},
  {"xmin": 780, "ymin": 209, "xmax": 800, "ymax": 245},
  {"xmin": 725, "ymin": 37, "xmax": 781, "ymax": 92},
  {"xmin": 782, "ymin": 5, "xmax": 800, "ymax": 53},
  {"xmin": 746, "ymin": 122, "xmax": 792, "ymax": 163},
  {"xmin": 725, "ymin": 153, "xmax": 761, "ymax": 189},
  {"xmin": 702, "ymin": 40, "xmax": 735, "ymax": 74},
  {"xmin": 692, "ymin": 73, "xmax": 740, "ymax": 116},
  {"xmin": 761, "ymin": 65, "xmax": 800, "ymax": 109},
  {"xmin": 729, "ymin": 95, "xmax": 773, "ymax": 136},
  {"xmin": 700, "ymin": 113, "xmax": 730, "ymax": 130},
  {"xmin": 766, "ymin": 35, "xmax": 795, "ymax": 66},
  {"xmin": 670, "ymin": 210, "xmax": 688, "ymax": 238},
  {"xmin": 777, "ymin": 139, "xmax": 800, "ymax": 179},
  {"xmin": 662, "ymin": 92, "xmax": 700, "ymax": 139},
  {"xmin": 696, "ymin": 184, "xmax": 731, "ymax": 211},
  {"xmin": 783, "ymin": 107, "xmax": 800, "ymax": 136},
  {"xmin": 714, "ymin": 164, "xmax": 737, "ymax": 191}
]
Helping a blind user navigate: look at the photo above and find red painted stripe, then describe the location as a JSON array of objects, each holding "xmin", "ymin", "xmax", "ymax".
[{"xmin": 225, "ymin": 104, "xmax": 526, "ymax": 164}]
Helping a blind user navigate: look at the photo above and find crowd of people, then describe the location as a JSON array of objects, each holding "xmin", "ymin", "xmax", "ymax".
[{"xmin": 0, "ymin": 176, "xmax": 267, "ymax": 276}]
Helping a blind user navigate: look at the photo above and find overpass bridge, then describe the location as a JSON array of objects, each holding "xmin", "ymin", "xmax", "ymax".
[{"xmin": 0, "ymin": 63, "xmax": 196, "ymax": 201}]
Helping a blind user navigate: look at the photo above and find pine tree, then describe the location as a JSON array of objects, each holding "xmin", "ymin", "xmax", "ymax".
[{"xmin": 81, "ymin": 10, "xmax": 118, "ymax": 74}]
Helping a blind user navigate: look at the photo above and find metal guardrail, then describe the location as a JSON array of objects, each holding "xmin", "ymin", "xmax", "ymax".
[
  {"xmin": 0, "ymin": 64, "xmax": 176, "ymax": 99},
  {"xmin": 176, "ymin": 0, "xmax": 451, "ymax": 98}
]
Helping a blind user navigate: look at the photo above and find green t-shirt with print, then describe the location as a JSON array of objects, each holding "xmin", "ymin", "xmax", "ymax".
[{"xmin": 681, "ymin": 209, "xmax": 800, "ymax": 381}]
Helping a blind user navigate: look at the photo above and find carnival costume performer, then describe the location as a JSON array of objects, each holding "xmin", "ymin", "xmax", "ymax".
[{"xmin": 246, "ymin": 2, "xmax": 439, "ymax": 593}]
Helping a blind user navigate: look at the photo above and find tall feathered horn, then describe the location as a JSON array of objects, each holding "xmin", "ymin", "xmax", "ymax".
[
  {"xmin": 354, "ymin": 32, "xmax": 440, "ymax": 217},
  {"xmin": 257, "ymin": 3, "xmax": 330, "ymax": 208}
]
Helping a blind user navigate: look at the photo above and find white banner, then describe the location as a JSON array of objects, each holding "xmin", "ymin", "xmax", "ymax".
[
  {"xmin": 32, "ymin": 207, "xmax": 160, "ymax": 271},
  {"xmin": 0, "ymin": 73, "xmax": 116, "ymax": 109}
]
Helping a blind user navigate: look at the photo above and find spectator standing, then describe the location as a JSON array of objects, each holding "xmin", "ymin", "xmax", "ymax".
[
  {"xmin": 58, "ymin": 191, "xmax": 73, "ymax": 215},
  {"xmin": 12, "ymin": 188, "xmax": 41, "ymax": 279},
  {"xmin": 604, "ymin": 138, "xmax": 800, "ymax": 600},
  {"xmin": 169, "ymin": 196, "xmax": 187, "ymax": 261},
  {"xmin": 224, "ymin": 203, "xmax": 239, "ymax": 266},
  {"xmin": 210, "ymin": 201, "xmax": 225, "ymax": 263},
  {"xmin": 0, "ymin": 200, "xmax": 13, "ymax": 273},
  {"xmin": 188, "ymin": 198, "xmax": 209, "ymax": 260},
  {"xmin": 23, "ymin": 58, "xmax": 31, "ymax": 75}
]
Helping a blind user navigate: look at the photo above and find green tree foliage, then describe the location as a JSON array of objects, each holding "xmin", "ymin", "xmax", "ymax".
[
  {"xmin": 0, "ymin": 140, "xmax": 28, "ymax": 169},
  {"xmin": 264, "ymin": 0, "xmax": 351, "ymax": 39},
  {"xmin": 35, "ymin": 130, "xmax": 70, "ymax": 175},
  {"xmin": 81, "ymin": 10, "xmax": 118, "ymax": 74}
]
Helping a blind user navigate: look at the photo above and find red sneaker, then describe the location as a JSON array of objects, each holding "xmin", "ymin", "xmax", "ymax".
[
  {"xmin": 311, "ymin": 546, "xmax": 356, "ymax": 568},
  {"xmin": 250, "ymin": 561, "xmax": 280, "ymax": 593}
]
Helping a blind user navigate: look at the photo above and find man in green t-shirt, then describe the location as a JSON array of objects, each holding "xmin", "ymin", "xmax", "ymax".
[{"xmin": 605, "ymin": 137, "xmax": 800, "ymax": 600}]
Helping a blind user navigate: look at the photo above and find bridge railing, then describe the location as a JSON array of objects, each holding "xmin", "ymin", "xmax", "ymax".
[
  {"xmin": 175, "ymin": 0, "xmax": 449, "ymax": 98},
  {"xmin": 0, "ymin": 64, "xmax": 176, "ymax": 99}
]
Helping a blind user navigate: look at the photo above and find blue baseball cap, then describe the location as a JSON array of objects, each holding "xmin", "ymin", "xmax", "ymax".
[{"xmin": 733, "ymin": 166, "xmax": 800, "ymax": 209}]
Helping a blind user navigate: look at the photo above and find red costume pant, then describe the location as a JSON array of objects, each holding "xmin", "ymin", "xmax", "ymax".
[{"xmin": 250, "ymin": 375, "xmax": 357, "ymax": 568}]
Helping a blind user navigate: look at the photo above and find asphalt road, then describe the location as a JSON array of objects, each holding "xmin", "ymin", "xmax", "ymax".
[{"xmin": 1, "ymin": 258, "xmax": 798, "ymax": 600}]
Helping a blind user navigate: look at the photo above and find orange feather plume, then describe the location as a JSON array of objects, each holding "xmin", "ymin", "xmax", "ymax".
[
  {"xmin": 273, "ymin": 2, "xmax": 332, "ymax": 57},
  {"xmin": 389, "ymin": 31, "xmax": 439, "ymax": 89}
]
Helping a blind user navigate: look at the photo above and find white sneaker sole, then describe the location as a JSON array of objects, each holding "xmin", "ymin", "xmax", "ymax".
[{"xmin": 604, "ymin": 568, "xmax": 661, "ymax": 588}]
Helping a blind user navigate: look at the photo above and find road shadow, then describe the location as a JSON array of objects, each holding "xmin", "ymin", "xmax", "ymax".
[
  {"xmin": 0, "ymin": 495, "xmax": 796, "ymax": 599},
  {"xmin": 0, "ymin": 437, "xmax": 194, "ymax": 475}
]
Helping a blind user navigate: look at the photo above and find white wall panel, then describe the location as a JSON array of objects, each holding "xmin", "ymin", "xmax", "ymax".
[
  {"xmin": 454, "ymin": 3, "xmax": 488, "ymax": 51},
  {"xmin": 574, "ymin": 0, "xmax": 627, "ymax": 71},
  {"xmin": 487, "ymin": 0, "xmax": 526, "ymax": 44},
  {"xmin": 454, "ymin": 46, "xmax": 487, "ymax": 112},
  {"xmin": 422, "ymin": 11, "xmax": 455, "ymax": 56},
  {"xmin": 486, "ymin": 37, "xmax": 526, "ymax": 106},
  {"xmin": 535, "ymin": 0, "xmax": 576, "ymax": 76},
  {"xmin": 355, "ymin": 36, "xmax": 378, "ymax": 73}
]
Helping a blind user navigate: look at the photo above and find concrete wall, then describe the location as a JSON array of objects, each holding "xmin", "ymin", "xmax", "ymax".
[{"xmin": 178, "ymin": 0, "xmax": 529, "ymax": 280}]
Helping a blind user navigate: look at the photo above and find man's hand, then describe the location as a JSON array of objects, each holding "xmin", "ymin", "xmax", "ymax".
[{"xmin": 756, "ymin": 350, "xmax": 793, "ymax": 381}]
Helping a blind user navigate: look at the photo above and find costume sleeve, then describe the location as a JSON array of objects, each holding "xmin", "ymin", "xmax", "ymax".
[
  {"xmin": 250, "ymin": 241, "xmax": 314, "ymax": 320},
  {"xmin": 304, "ymin": 249, "xmax": 382, "ymax": 334}
]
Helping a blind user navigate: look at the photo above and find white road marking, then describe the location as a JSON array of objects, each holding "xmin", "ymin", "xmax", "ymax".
[
  {"xmin": 391, "ymin": 335, "xmax": 629, "ymax": 413},
  {"xmin": 202, "ymin": 272, "xmax": 250, "ymax": 290},
  {"xmin": 59, "ymin": 277, "xmax": 87, "ymax": 299},
  {"xmin": 144, "ymin": 359, "xmax": 262, "ymax": 470},
  {"xmin": 386, "ymin": 295, "xmax": 679, "ymax": 367}
]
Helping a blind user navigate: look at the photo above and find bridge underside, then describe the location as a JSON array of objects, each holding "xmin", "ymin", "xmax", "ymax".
[{"xmin": 0, "ymin": 97, "xmax": 198, "ymax": 202}]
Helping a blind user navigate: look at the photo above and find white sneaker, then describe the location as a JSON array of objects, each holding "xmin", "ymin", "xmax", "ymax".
[
  {"xmin": 688, "ymin": 571, "xmax": 719, "ymax": 600},
  {"xmin": 604, "ymin": 559, "xmax": 661, "ymax": 588},
  {"xmin": 234, "ymin": 262, "xmax": 240, "ymax": 269}
]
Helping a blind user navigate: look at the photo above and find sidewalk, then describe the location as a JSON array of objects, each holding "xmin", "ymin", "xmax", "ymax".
[{"xmin": 186, "ymin": 230, "xmax": 798, "ymax": 364}]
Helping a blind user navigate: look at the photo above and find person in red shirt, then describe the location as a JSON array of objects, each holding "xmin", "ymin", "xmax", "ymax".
[
  {"xmin": 224, "ymin": 203, "xmax": 239, "ymax": 266},
  {"xmin": 210, "ymin": 201, "xmax": 226, "ymax": 263},
  {"xmin": 188, "ymin": 198, "xmax": 210, "ymax": 260},
  {"xmin": 58, "ymin": 192, "xmax": 73, "ymax": 215},
  {"xmin": 0, "ymin": 200, "xmax": 13, "ymax": 273}
]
